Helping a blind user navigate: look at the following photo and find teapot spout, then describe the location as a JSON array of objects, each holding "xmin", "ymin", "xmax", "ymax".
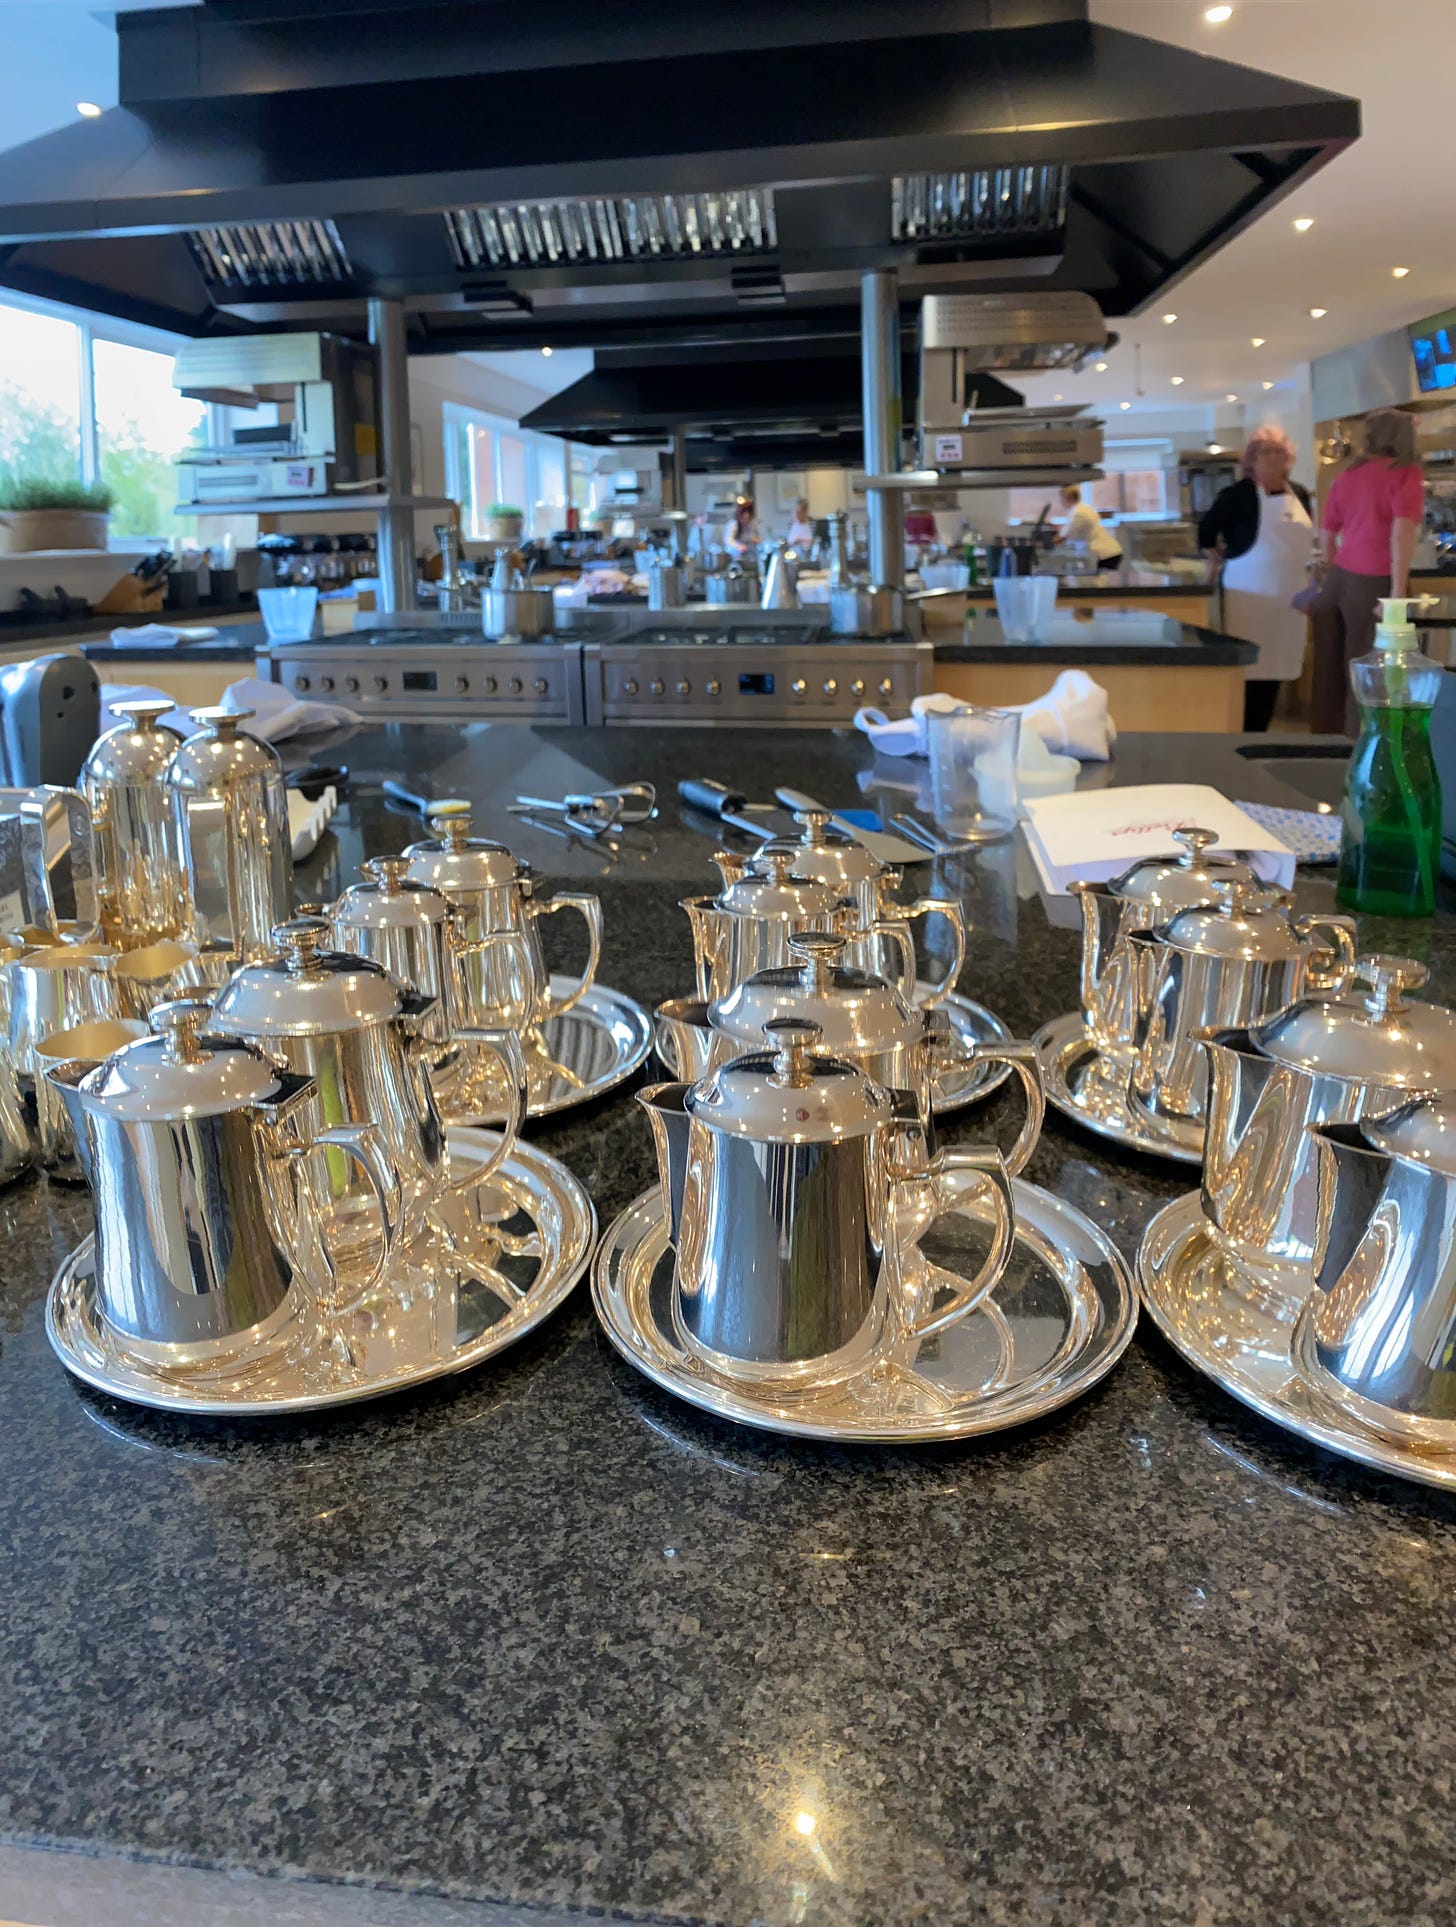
[
  {"xmin": 653, "ymin": 999, "xmax": 719, "ymax": 1082},
  {"xmin": 637, "ymin": 1082, "xmax": 692, "ymax": 1244},
  {"xmin": 711, "ymin": 848, "xmax": 749, "ymax": 890},
  {"xmin": 1310, "ymin": 1122, "xmax": 1394, "ymax": 1290},
  {"xmin": 1198, "ymin": 1026, "xmax": 1275, "ymax": 1185},
  {"xmin": 1069, "ymin": 881, "xmax": 1123, "ymax": 1018},
  {"xmin": 41, "ymin": 1058, "xmax": 101, "ymax": 1186}
]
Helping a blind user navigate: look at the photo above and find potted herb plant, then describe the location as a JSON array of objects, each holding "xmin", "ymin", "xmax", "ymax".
[
  {"xmin": 482, "ymin": 502, "xmax": 525, "ymax": 545},
  {"xmin": 0, "ymin": 478, "xmax": 114, "ymax": 554}
]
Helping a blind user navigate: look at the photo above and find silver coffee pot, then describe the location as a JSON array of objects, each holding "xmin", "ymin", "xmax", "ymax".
[
  {"xmin": 639, "ymin": 1017, "xmax": 1018, "ymax": 1393},
  {"xmin": 80, "ymin": 698, "xmax": 188, "ymax": 948},
  {"xmin": 1127, "ymin": 878, "xmax": 1356, "ymax": 1133},
  {"xmin": 1199, "ymin": 956, "xmax": 1456, "ymax": 1292},
  {"xmin": 166, "ymin": 708, "xmax": 293, "ymax": 964},
  {"xmin": 403, "ymin": 804, "xmax": 602, "ymax": 1028},
  {"xmin": 45, "ymin": 998, "xmax": 404, "ymax": 1365},
  {"xmin": 1299, "ymin": 1092, "xmax": 1456, "ymax": 1445},
  {"xmin": 1070, "ymin": 826, "xmax": 1251, "ymax": 1056}
]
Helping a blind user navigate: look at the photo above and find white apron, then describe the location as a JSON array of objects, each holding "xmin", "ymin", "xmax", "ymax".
[{"xmin": 1221, "ymin": 486, "xmax": 1314, "ymax": 681}]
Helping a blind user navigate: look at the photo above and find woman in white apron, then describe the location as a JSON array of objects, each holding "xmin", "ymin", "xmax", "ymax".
[{"xmin": 1198, "ymin": 426, "xmax": 1314, "ymax": 731}]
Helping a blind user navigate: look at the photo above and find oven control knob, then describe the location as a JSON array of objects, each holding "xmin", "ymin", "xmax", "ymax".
[
  {"xmin": 850, "ymin": 678, "xmax": 866, "ymax": 698},
  {"xmin": 649, "ymin": 677, "xmax": 665, "ymax": 695},
  {"xmin": 318, "ymin": 675, "xmax": 335, "ymax": 693},
  {"xmin": 295, "ymin": 675, "xmax": 311, "ymax": 692},
  {"xmin": 509, "ymin": 677, "xmax": 523, "ymax": 694},
  {"xmin": 345, "ymin": 676, "xmax": 360, "ymax": 694},
  {"xmin": 372, "ymin": 675, "xmax": 388, "ymax": 693},
  {"xmin": 533, "ymin": 677, "xmax": 548, "ymax": 695},
  {"xmin": 482, "ymin": 675, "xmax": 497, "ymax": 694},
  {"xmin": 705, "ymin": 678, "xmax": 721, "ymax": 697},
  {"xmin": 878, "ymin": 677, "xmax": 894, "ymax": 698},
  {"xmin": 453, "ymin": 675, "xmax": 468, "ymax": 694},
  {"xmin": 623, "ymin": 677, "xmax": 639, "ymax": 696},
  {"xmin": 791, "ymin": 677, "xmax": 807, "ymax": 696},
  {"xmin": 675, "ymin": 677, "xmax": 691, "ymax": 696},
  {"xmin": 822, "ymin": 678, "xmax": 838, "ymax": 697}
]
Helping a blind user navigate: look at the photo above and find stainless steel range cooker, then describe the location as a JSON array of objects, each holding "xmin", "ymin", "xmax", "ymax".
[{"xmin": 259, "ymin": 609, "xmax": 930, "ymax": 727}]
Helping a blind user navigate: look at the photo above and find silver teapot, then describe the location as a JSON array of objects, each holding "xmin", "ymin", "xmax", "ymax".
[
  {"xmin": 1199, "ymin": 956, "xmax": 1456, "ymax": 1292},
  {"xmin": 1128, "ymin": 877, "xmax": 1356, "ymax": 1134},
  {"xmin": 1070, "ymin": 826, "xmax": 1251, "ymax": 1055},
  {"xmin": 1299, "ymin": 1092, "xmax": 1456, "ymax": 1445},
  {"xmin": 44, "ymin": 998, "xmax": 404, "ymax": 1366},
  {"xmin": 639, "ymin": 1017, "xmax": 1018, "ymax": 1393},
  {"xmin": 80, "ymin": 698, "xmax": 188, "ymax": 948},
  {"xmin": 166, "ymin": 708, "xmax": 293, "ymax": 963}
]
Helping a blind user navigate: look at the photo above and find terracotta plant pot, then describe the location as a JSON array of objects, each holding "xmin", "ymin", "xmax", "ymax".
[
  {"xmin": 0, "ymin": 509, "xmax": 110, "ymax": 554},
  {"xmin": 483, "ymin": 513, "xmax": 525, "ymax": 545}
]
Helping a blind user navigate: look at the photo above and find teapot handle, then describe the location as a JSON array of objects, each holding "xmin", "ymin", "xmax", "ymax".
[
  {"xmin": 890, "ymin": 896, "xmax": 967, "ymax": 1008},
  {"xmin": 889, "ymin": 1141, "xmax": 1016, "ymax": 1343},
  {"xmin": 855, "ymin": 915, "xmax": 918, "ymax": 1000},
  {"xmin": 19, "ymin": 786, "xmax": 99, "ymax": 940},
  {"xmin": 526, "ymin": 891, "xmax": 603, "ymax": 1018},
  {"xmin": 426, "ymin": 1025, "xmax": 528, "ymax": 1192},
  {"xmin": 286, "ymin": 1121, "xmax": 404, "ymax": 1314},
  {"xmin": 932, "ymin": 1037, "xmax": 1044, "ymax": 1176},
  {"xmin": 1297, "ymin": 913, "xmax": 1357, "ymax": 993}
]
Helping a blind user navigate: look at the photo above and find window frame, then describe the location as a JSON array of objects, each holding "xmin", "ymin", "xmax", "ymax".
[{"xmin": 441, "ymin": 399, "xmax": 576, "ymax": 539}]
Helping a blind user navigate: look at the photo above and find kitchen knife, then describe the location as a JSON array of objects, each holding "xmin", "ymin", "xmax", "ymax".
[{"xmin": 676, "ymin": 778, "xmax": 778, "ymax": 840}]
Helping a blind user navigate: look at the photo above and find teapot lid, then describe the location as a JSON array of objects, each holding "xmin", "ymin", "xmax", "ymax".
[
  {"xmin": 1361, "ymin": 1088, "xmax": 1456, "ymax": 1172},
  {"xmin": 403, "ymin": 802, "xmax": 522, "ymax": 894},
  {"xmin": 687, "ymin": 1017, "xmax": 892, "ymax": 1142},
  {"xmin": 758, "ymin": 810, "xmax": 886, "ymax": 892},
  {"xmin": 710, "ymin": 932, "xmax": 922, "ymax": 1056},
  {"xmin": 1157, "ymin": 876, "xmax": 1305, "ymax": 960},
  {"xmin": 73, "ymin": 998, "xmax": 300, "ymax": 1119},
  {"xmin": 718, "ymin": 847, "xmax": 844, "ymax": 919},
  {"xmin": 333, "ymin": 856, "xmax": 451, "ymax": 931},
  {"xmin": 1107, "ymin": 825, "xmax": 1251, "ymax": 910},
  {"xmin": 1250, "ymin": 956, "xmax": 1456, "ymax": 1089},
  {"xmin": 165, "ymin": 707, "xmax": 283, "ymax": 792},
  {"xmin": 82, "ymin": 700, "xmax": 183, "ymax": 788},
  {"xmin": 211, "ymin": 918, "xmax": 415, "ymax": 1035}
]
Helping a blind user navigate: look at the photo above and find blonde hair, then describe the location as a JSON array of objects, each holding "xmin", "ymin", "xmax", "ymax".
[
  {"xmin": 1240, "ymin": 425, "xmax": 1296, "ymax": 479},
  {"xmin": 1060, "ymin": 485, "xmax": 1081, "ymax": 505},
  {"xmin": 1361, "ymin": 408, "xmax": 1419, "ymax": 468}
]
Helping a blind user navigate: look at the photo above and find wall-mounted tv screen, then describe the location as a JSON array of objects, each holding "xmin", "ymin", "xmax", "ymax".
[{"xmin": 1411, "ymin": 307, "xmax": 1456, "ymax": 393}]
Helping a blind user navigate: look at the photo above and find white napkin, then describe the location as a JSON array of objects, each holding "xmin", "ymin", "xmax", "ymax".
[
  {"xmin": 106, "ymin": 623, "xmax": 220, "ymax": 647},
  {"xmin": 98, "ymin": 677, "xmax": 356, "ymax": 743},
  {"xmin": 853, "ymin": 672, "xmax": 1116, "ymax": 763},
  {"xmin": 852, "ymin": 692, "xmax": 965, "ymax": 757}
]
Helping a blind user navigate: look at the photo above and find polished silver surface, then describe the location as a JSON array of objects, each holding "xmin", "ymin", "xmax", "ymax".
[
  {"xmin": 19, "ymin": 785, "xmax": 100, "ymax": 943},
  {"xmin": 1034, "ymin": 1008, "xmax": 1202, "ymax": 1165},
  {"xmin": 80, "ymin": 699, "xmax": 188, "ymax": 947},
  {"xmin": 1198, "ymin": 956, "xmax": 1456, "ymax": 1290},
  {"xmin": 593, "ymin": 1175, "xmax": 1136, "ymax": 1442},
  {"xmin": 31, "ymin": 1017, "xmax": 146, "ymax": 1180},
  {"xmin": 641, "ymin": 1020, "xmax": 1019, "ymax": 1391},
  {"xmin": 442, "ymin": 975, "xmax": 653, "ymax": 1126},
  {"xmin": 1128, "ymin": 877, "xmax": 1356, "ymax": 1130},
  {"xmin": 108, "ymin": 939, "xmax": 203, "ymax": 1023},
  {"xmin": 1137, "ymin": 1189, "xmax": 1456, "ymax": 1493},
  {"xmin": 47, "ymin": 1131, "xmax": 595, "ymax": 1415},
  {"xmin": 4, "ymin": 940, "xmax": 118, "ymax": 1080},
  {"xmin": 45, "ymin": 998, "xmax": 403, "ymax": 1363},
  {"xmin": 166, "ymin": 708, "xmax": 293, "ymax": 961}
]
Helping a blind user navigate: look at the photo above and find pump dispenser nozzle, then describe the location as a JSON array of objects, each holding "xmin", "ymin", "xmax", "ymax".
[{"xmin": 1375, "ymin": 594, "xmax": 1439, "ymax": 649}]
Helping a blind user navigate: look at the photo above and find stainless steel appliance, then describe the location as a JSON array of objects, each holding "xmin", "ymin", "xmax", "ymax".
[{"xmin": 265, "ymin": 631, "xmax": 585, "ymax": 724}]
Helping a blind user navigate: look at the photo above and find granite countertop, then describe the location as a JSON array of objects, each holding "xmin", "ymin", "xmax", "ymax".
[
  {"xmin": 0, "ymin": 599, "xmax": 261, "ymax": 649},
  {"xmin": 2, "ymin": 726, "xmax": 1453, "ymax": 1927},
  {"xmin": 934, "ymin": 609, "xmax": 1257, "ymax": 665},
  {"xmin": 962, "ymin": 567, "xmax": 1211, "ymax": 601}
]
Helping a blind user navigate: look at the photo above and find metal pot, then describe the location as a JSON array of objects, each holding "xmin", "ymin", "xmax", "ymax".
[
  {"xmin": 1127, "ymin": 878, "xmax": 1356, "ymax": 1133},
  {"xmin": 1199, "ymin": 955, "xmax": 1456, "ymax": 1292},
  {"xmin": 403, "ymin": 805, "xmax": 602, "ymax": 1029},
  {"xmin": 80, "ymin": 698, "xmax": 188, "ymax": 947},
  {"xmin": 704, "ymin": 568, "xmax": 758, "ymax": 605},
  {"xmin": 166, "ymin": 708, "xmax": 293, "ymax": 963},
  {"xmin": 4, "ymin": 940, "xmax": 119, "ymax": 1081},
  {"xmin": 32, "ymin": 1016, "xmax": 147, "ymax": 1180},
  {"xmin": 638, "ymin": 1016, "xmax": 1015, "ymax": 1391},
  {"xmin": 1069, "ymin": 826, "xmax": 1251, "ymax": 1056},
  {"xmin": 481, "ymin": 586, "xmax": 554, "ymax": 639},
  {"xmin": 45, "ymin": 998, "xmax": 404, "ymax": 1363}
]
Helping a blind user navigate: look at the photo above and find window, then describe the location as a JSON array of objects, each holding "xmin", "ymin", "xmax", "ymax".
[
  {"xmin": 93, "ymin": 340, "xmax": 207, "ymax": 541},
  {"xmin": 443, "ymin": 401, "xmax": 579, "ymax": 538},
  {"xmin": 1007, "ymin": 446, "xmax": 1175, "ymax": 528},
  {"xmin": 0, "ymin": 303, "xmax": 84, "ymax": 489}
]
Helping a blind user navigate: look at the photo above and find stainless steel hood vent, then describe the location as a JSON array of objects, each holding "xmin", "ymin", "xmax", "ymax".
[
  {"xmin": 892, "ymin": 168, "xmax": 1069, "ymax": 241},
  {"xmin": 921, "ymin": 292, "xmax": 1108, "ymax": 372},
  {"xmin": 187, "ymin": 220, "xmax": 353, "ymax": 291},
  {"xmin": 444, "ymin": 190, "xmax": 778, "ymax": 271}
]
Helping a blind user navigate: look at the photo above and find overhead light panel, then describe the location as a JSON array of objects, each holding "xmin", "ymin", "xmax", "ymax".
[
  {"xmin": 1170, "ymin": 375, "xmax": 1185, "ymax": 386},
  {"xmin": 445, "ymin": 188, "xmax": 778, "ymax": 269},
  {"xmin": 1204, "ymin": 5, "xmax": 1233, "ymax": 21},
  {"xmin": 1393, "ymin": 266, "xmax": 1411, "ymax": 278},
  {"xmin": 892, "ymin": 166, "xmax": 1069, "ymax": 239},
  {"xmin": 1309, "ymin": 307, "xmax": 1327, "ymax": 318},
  {"xmin": 1251, "ymin": 336, "xmax": 1266, "ymax": 347},
  {"xmin": 1263, "ymin": 380, "xmax": 1274, "ymax": 390},
  {"xmin": 1226, "ymin": 393, "xmax": 1238, "ymax": 402},
  {"xmin": 1162, "ymin": 313, "xmax": 1178, "ymax": 325},
  {"xmin": 76, "ymin": 101, "xmax": 102, "ymax": 119},
  {"xmin": 1120, "ymin": 401, "xmax": 1131, "ymax": 411},
  {"xmin": 1293, "ymin": 218, "xmax": 1314, "ymax": 232},
  {"xmin": 1094, "ymin": 361, "xmax": 1108, "ymax": 373}
]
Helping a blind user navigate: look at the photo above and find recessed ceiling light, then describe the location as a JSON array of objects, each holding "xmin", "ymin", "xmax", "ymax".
[
  {"xmin": 540, "ymin": 345, "xmax": 553, "ymax": 357},
  {"xmin": 1170, "ymin": 376, "xmax": 1185, "ymax": 386},
  {"xmin": 1094, "ymin": 361, "xmax": 1108, "ymax": 373},
  {"xmin": 1393, "ymin": 266, "xmax": 1410, "ymax": 278},
  {"xmin": 1053, "ymin": 393, "xmax": 1063, "ymax": 402},
  {"xmin": 1292, "ymin": 218, "xmax": 1314, "ymax": 233},
  {"xmin": 1262, "ymin": 380, "xmax": 1274, "ymax": 390},
  {"xmin": 1309, "ymin": 307, "xmax": 1327, "ymax": 319},
  {"xmin": 1161, "ymin": 313, "xmax": 1178, "ymax": 325},
  {"xmin": 1120, "ymin": 401, "xmax": 1131, "ymax": 411},
  {"xmin": 1204, "ymin": 4, "xmax": 1233, "ymax": 20},
  {"xmin": 1207, "ymin": 441, "xmax": 1224, "ymax": 453},
  {"xmin": 76, "ymin": 101, "xmax": 102, "ymax": 118},
  {"xmin": 1226, "ymin": 393, "xmax": 1238, "ymax": 403},
  {"xmin": 1251, "ymin": 337, "xmax": 1265, "ymax": 348}
]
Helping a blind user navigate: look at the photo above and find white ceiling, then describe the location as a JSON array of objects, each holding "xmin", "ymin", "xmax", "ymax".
[{"xmin": 1015, "ymin": 0, "xmax": 1456, "ymax": 418}]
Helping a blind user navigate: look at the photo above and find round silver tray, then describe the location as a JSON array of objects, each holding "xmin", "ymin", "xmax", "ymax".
[
  {"xmin": 445, "ymin": 976, "xmax": 652, "ymax": 1126},
  {"xmin": 1033, "ymin": 1009, "xmax": 1202, "ymax": 1166},
  {"xmin": 46, "ymin": 1130, "xmax": 596, "ymax": 1417},
  {"xmin": 1137, "ymin": 1190, "xmax": 1456, "ymax": 1492},
  {"xmin": 593, "ymin": 1177, "xmax": 1137, "ymax": 1443}
]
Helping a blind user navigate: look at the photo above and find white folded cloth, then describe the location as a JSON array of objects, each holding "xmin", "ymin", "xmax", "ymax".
[
  {"xmin": 853, "ymin": 671, "xmax": 1116, "ymax": 763},
  {"xmin": 107, "ymin": 623, "xmax": 219, "ymax": 647},
  {"xmin": 98, "ymin": 677, "xmax": 357, "ymax": 743}
]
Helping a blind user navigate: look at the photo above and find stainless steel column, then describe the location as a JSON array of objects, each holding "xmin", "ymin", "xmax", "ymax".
[
  {"xmin": 669, "ymin": 432, "xmax": 688, "ymax": 562},
  {"xmin": 861, "ymin": 269, "xmax": 904, "ymax": 593},
  {"xmin": 369, "ymin": 295, "xmax": 417, "ymax": 613}
]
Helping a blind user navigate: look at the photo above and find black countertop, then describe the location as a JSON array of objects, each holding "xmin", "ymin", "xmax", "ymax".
[
  {"xmin": 963, "ymin": 567, "xmax": 1211, "ymax": 601},
  {"xmin": 934, "ymin": 609, "xmax": 1257, "ymax": 666},
  {"xmin": 2, "ymin": 726, "xmax": 1453, "ymax": 1927},
  {"xmin": 0, "ymin": 599, "xmax": 261, "ymax": 649}
]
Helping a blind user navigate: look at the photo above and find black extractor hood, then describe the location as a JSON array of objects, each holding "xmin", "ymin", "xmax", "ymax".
[{"xmin": 0, "ymin": 0, "xmax": 1359, "ymax": 349}]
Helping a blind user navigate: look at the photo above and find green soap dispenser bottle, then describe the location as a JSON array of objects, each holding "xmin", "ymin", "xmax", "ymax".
[{"xmin": 1336, "ymin": 595, "xmax": 1443, "ymax": 917}]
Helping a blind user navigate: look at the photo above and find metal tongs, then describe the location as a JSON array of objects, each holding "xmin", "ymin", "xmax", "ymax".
[{"xmin": 508, "ymin": 781, "xmax": 657, "ymax": 838}]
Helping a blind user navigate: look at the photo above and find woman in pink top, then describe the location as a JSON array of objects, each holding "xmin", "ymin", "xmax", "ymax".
[{"xmin": 1311, "ymin": 409, "xmax": 1425, "ymax": 732}]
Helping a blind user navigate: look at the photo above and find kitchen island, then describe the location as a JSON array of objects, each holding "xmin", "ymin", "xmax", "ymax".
[{"xmin": 1, "ymin": 725, "xmax": 1452, "ymax": 1927}]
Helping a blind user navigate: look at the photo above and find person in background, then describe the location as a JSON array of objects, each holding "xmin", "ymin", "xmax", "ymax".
[
  {"xmin": 729, "ymin": 495, "xmax": 760, "ymax": 551},
  {"xmin": 785, "ymin": 497, "xmax": 815, "ymax": 548},
  {"xmin": 1311, "ymin": 408, "xmax": 1426, "ymax": 734},
  {"xmin": 1198, "ymin": 425, "xmax": 1314, "ymax": 732},
  {"xmin": 1054, "ymin": 485, "xmax": 1122, "ymax": 570}
]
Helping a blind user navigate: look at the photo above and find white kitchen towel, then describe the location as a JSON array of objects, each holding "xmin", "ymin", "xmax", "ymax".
[
  {"xmin": 854, "ymin": 672, "xmax": 1116, "ymax": 762},
  {"xmin": 98, "ymin": 677, "xmax": 356, "ymax": 743}
]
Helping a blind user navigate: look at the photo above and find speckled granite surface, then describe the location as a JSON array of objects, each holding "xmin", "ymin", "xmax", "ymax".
[{"xmin": 2, "ymin": 726, "xmax": 1454, "ymax": 1927}]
